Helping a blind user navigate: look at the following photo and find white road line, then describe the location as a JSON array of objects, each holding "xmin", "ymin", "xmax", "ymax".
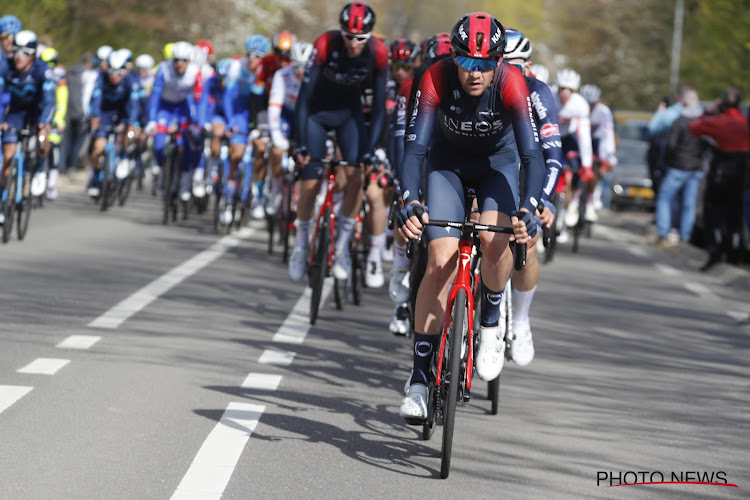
[
  {"xmin": 171, "ymin": 402, "xmax": 265, "ymax": 500},
  {"xmin": 684, "ymin": 281, "xmax": 720, "ymax": 301},
  {"xmin": 727, "ymin": 310, "xmax": 750, "ymax": 321},
  {"xmin": 88, "ymin": 228, "xmax": 254, "ymax": 329},
  {"xmin": 627, "ymin": 246, "xmax": 649, "ymax": 258},
  {"xmin": 272, "ymin": 278, "xmax": 333, "ymax": 344},
  {"xmin": 654, "ymin": 263, "xmax": 680, "ymax": 277},
  {"xmin": 56, "ymin": 335, "xmax": 101, "ymax": 350},
  {"xmin": 241, "ymin": 373, "xmax": 283, "ymax": 391},
  {"xmin": 17, "ymin": 358, "xmax": 70, "ymax": 375},
  {"xmin": 0, "ymin": 385, "xmax": 33, "ymax": 415},
  {"xmin": 259, "ymin": 349, "xmax": 295, "ymax": 366}
]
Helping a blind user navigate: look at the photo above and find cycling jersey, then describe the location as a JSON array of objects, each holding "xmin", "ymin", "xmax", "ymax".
[
  {"xmin": 148, "ymin": 60, "xmax": 200, "ymax": 122},
  {"xmin": 526, "ymin": 75, "xmax": 563, "ymax": 203},
  {"xmin": 295, "ymin": 30, "xmax": 389, "ymax": 158},
  {"xmin": 90, "ymin": 71, "xmax": 141, "ymax": 125},
  {"xmin": 197, "ymin": 74, "xmax": 226, "ymax": 127},
  {"xmin": 193, "ymin": 62, "xmax": 216, "ymax": 103},
  {"xmin": 255, "ymin": 54, "xmax": 284, "ymax": 101},
  {"xmin": 589, "ymin": 101, "xmax": 617, "ymax": 166},
  {"xmin": 268, "ymin": 65, "xmax": 301, "ymax": 149},
  {"xmin": 223, "ymin": 58, "xmax": 265, "ymax": 143},
  {"xmin": 1, "ymin": 59, "xmax": 55, "ymax": 143},
  {"xmin": 554, "ymin": 91, "xmax": 592, "ymax": 168},
  {"xmin": 400, "ymin": 59, "xmax": 545, "ymax": 215}
]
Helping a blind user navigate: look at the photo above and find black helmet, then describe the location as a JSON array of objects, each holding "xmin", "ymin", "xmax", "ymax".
[
  {"xmin": 339, "ymin": 2, "xmax": 376, "ymax": 35},
  {"xmin": 450, "ymin": 12, "xmax": 505, "ymax": 59}
]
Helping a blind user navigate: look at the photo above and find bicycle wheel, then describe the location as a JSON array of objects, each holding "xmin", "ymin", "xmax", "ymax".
[
  {"xmin": 118, "ymin": 173, "xmax": 133, "ymax": 206},
  {"xmin": 212, "ymin": 190, "xmax": 222, "ymax": 233},
  {"xmin": 281, "ymin": 177, "xmax": 295, "ymax": 263},
  {"xmin": 441, "ymin": 288, "xmax": 467, "ymax": 479},
  {"xmin": 572, "ymin": 193, "xmax": 587, "ymax": 253},
  {"xmin": 309, "ymin": 207, "xmax": 330, "ymax": 325},
  {"xmin": 99, "ymin": 173, "xmax": 110, "ymax": 212},
  {"xmin": 162, "ymin": 146, "xmax": 175, "ymax": 224},
  {"xmin": 3, "ymin": 163, "xmax": 18, "ymax": 243},
  {"xmin": 422, "ymin": 380, "xmax": 437, "ymax": 441},
  {"xmin": 266, "ymin": 212, "xmax": 275, "ymax": 254},
  {"xmin": 16, "ymin": 171, "xmax": 32, "ymax": 241}
]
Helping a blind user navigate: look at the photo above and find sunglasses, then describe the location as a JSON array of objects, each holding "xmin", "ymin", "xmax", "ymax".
[
  {"xmin": 391, "ymin": 63, "xmax": 412, "ymax": 71},
  {"xmin": 341, "ymin": 31, "xmax": 370, "ymax": 43},
  {"xmin": 13, "ymin": 47, "xmax": 35, "ymax": 57},
  {"xmin": 173, "ymin": 58, "xmax": 188, "ymax": 63},
  {"xmin": 1, "ymin": 33, "xmax": 13, "ymax": 40},
  {"xmin": 247, "ymin": 51, "xmax": 264, "ymax": 59},
  {"xmin": 109, "ymin": 68, "xmax": 128, "ymax": 76},
  {"xmin": 454, "ymin": 55, "xmax": 498, "ymax": 72}
]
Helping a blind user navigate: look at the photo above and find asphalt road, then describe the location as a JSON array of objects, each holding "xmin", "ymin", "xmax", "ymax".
[{"xmin": 0, "ymin": 186, "xmax": 748, "ymax": 499}]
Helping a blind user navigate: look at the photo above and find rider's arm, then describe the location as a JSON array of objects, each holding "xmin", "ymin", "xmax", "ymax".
[
  {"xmin": 127, "ymin": 75, "xmax": 142, "ymax": 128},
  {"xmin": 399, "ymin": 65, "xmax": 441, "ymax": 205},
  {"xmin": 530, "ymin": 80, "xmax": 563, "ymax": 203},
  {"xmin": 148, "ymin": 66, "xmax": 165, "ymax": 124},
  {"xmin": 267, "ymin": 70, "xmax": 286, "ymax": 147},
  {"xmin": 575, "ymin": 101, "xmax": 593, "ymax": 169},
  {"xmin": 53, "ymin": 77, "xmax": 68, "ymax": 129},
  {"xmin": 498, "ymin": 65, "xmax": 545, "ymax": 212},
  {"xmin": 39, "ymin": 66, "xmax": 57, "ymax": 125},
  {"xmin": 221, "ymin": 64, "xmax": 240, "ymax": 128},
  {"xmin": 295, "ymin": 34, "xmax": 327, "ymax": 152},
  {"xmin": 0, "ymin": 61, "xmax": 6, "ymax": 123},
  {"xmin": 196, "ymin": 76, "xmax": 214, "ymax": 129},
  {"xmin": 365, "ymin": 39, "xmax": 390, "ymax": 156},
  {"xmin": 388, "ymin": 79, "xmax": 412, "ymax": 175}
]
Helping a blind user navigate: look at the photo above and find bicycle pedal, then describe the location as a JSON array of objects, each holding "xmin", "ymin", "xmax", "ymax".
[{"xmin": 463, "ymin": 389, "xmax": 471, "ymax": 402}]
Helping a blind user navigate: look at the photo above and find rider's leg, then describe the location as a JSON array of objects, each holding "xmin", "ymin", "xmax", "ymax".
[{"xmin": 364, "ymin": 178, "xmax": 386, "ymax": 287}]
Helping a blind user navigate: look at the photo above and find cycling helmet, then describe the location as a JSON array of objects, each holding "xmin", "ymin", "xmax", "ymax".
[
  {"xmin": 290, "ymin": 41, "xmax": 314, "ymax": 67},
  {"xmin": 13, "ymin": 30, "xmax": 37, "ymax": 52},
  {"xmin": 339, "ymin": 2, "xmax": 376, "ymax": 35},
  {"xmin": 117, "ymin": 48, "xmax": 133, "ymax": 65},
  {"xmin": 273, "ymin": 30, "xmax": 297, "ymax": 58},
  {"xmin": 163, "ymin": 42, "xmax": 174, "ymax": 60},
  {"xmin": 0, "ymin": 15, "xmax": 22, "ymax": 36},
  {"xmin": 555, "ymin": 68, "xmax": 581, "ymax": 91},
  {"xmin": 423, "ymin": 32, "xmax": 451, "ymax": 61},
  {"xmin": 96, "ymin": 45, "xmax": 113, "ymax": 64},
  {"xmin": 196, "ymin": 39, "xmax": 214, "ymax": 57},
  {"xmin": 530, "ymin": 64, "xmax": 549, "ymax": 84},
  {"xmin": 216, "ymin": 57, "xmax": 233, "ymax": 78},
  {"xmin": 245, "ymin": 34, "xmax": 271, "ymax": 56},
  {"xmin": 135, "ymin": 53, "xmax": 155, "ymax": 70},
  {"xmin": 190, "ymin": 45, "xmax": 206, "ymax": 65},
  {"xmin": 450, "ymin": 12, "xmax": 506, "ymax": 59},
  {"xmin": 171, "ymin": 41, "xmax": 193, "ymax": 61},
  {"xmin": 40, "ymin": 47, "xmax": 59, "ymax": 66},
  {"xmin": 389, "ymin": 38, "xmax": 419, "ymax": 65},
  {"xmin": 579, "ymin": 83, "xmax": 601, "ymax": 104},
  {"xmin": 503, "ymin": 28, "xmax": 532, "ymax": 60},
  {"xmin": 108, "ymin": 49, "xmax": 129, "ymax": 71}
]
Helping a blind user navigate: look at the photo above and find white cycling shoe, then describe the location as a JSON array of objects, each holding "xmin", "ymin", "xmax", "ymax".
[
  {"xmin": 365, "ymin": 260, "xmax": 384, "ymax": 288},
  {"xmin": 288, "ymin": 246, "xmax": 308, "ymax": 281},
  {"xmin": 31, "ymin": 172, "xmax": 47, "ymax": 197},
  {"xmin": 332, "ymin": 250, "xmax": 351, "ymax": 280},
  {"xmin": 565, "ymin": 199, "xmax": 580, "ymax": 227},
  {"xmin": 475, "ymin": 324, "xmax": 506, "ymax": 381},
  {"xmin": 399, "ymin": 384, "xmax": 428, "ymax": 423},
  {"xmin": 584, "ymin": 202, "xmax": 598, "ymax": 222},
  {"xmin": 389, "ymin": 303, "xmax": 410, "ymax": 336},
  {"xmin": 510, "ymin": 321, "xmax": 535, "ymax": 366}
]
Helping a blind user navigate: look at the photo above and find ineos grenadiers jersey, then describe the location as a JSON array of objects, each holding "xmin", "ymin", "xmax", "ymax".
[
  {"xmin": 90, "ymin": 71, "xmax": 141, "ymax": 125},
  {"xmin": 526, "ymin": 75, "xmax": 563, "ymax": 203},
  {"xmin": 148, "ymin": 60, "xmax": 200, "ymax": 122},
  {"xmin": 554, "ymin": 91, "xmax": 592, "ymax": 168},
  {"xmin": 388, "ymin": 77, "xmax": 412, "ymax": 170},
  {"xmin": 400, "ymin": 59, "xmax": 545, "ymax": 213},
  {"xmin": 2, "ymin": 58, "xmax": 56, "ymax": 124},
  {"xmin": 296, "ymin": 30, "xmax": 389, "ymax": 154}
]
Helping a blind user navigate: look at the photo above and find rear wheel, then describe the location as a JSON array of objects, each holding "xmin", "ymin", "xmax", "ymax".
[
  {"xmin": 16, "ymin": 170, "xmax": 32, "ymax": 240},
  {"xmin": 572, "ymin": 192, "xmax": 587, "ymax": 253},
  {"xmin": 118, "ymin": 173, "xmax": 133, "ymax": 206},
  {"xmin": 441, "ymin": 288, "xmax": 467, "ymax": 479},
  {"xmin": 162, "ymin": 147, "xmax": 174, "ymax": 224},
  {"xmin": 309, "ymin": 207, "xmax": 330, "ymax": 325},
  {"xmin": 280, "ymin": 177, "xmax": 294, "ymax": 263},
  {"xmin": 3, "ymin": 162, "xmax": 18, "ymax": 243}
]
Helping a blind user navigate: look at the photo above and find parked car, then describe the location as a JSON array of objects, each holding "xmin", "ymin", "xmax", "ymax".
[{"xmin": 610, "ymin": 138, "xmax": 655, "ymax": 211}]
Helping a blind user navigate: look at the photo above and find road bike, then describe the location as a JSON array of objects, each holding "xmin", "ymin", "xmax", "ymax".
[{"xmin": 2, "ymin": 127, "xmax": 37, "ymax": 243}]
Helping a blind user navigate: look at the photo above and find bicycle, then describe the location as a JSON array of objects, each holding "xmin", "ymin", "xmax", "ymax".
[
  {"xmin": 2, "ymin": 128, "xmax": 37, "ymax": 243},
  {"xmin": 161, "ymin": 122, "xmax": 184, "ymax": 225},
  {"xmin": 333, "ymin": 196, "xmax": 366, "ymax": 310},
  {"xmin": 277, "ymin": 151, "xmax": 298, "ymax": 263},
  {"xmin": 407, "ymin": 195, "xmax": 526, "ymax": 478},
  {"xmin": 97, "ymin": 125, "xmax": 135, "ymax": 211}
]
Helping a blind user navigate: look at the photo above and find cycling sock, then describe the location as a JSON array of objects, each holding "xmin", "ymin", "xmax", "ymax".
[
  {"xmin": 480, "ymin": 281, "xmax": 504, "ymax": 327},
  {"xmin": 393, "ymin": 242, "xmax": 409, "ymax": 269},
  {"xmin": 411, "ymin": 332, "xmax": 438, "ymax": 386},
  {"xmin": 512, "ymin": 286, "xmax": 536, "ymax": 325},
  {"xmin": 296, "ymin": 219, "xmax": 312, "ymax": 248},
  {"xmin": 368, "ymin": 233, "xmax": 386, "ymax": 262},
  {"xmin": 335, "ymin": 216, "xmax": 357, "ymax": 255}
]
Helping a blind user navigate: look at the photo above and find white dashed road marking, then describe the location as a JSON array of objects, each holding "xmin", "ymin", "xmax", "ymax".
[
  {"xmin": 56, "ymin": 335, "xmax": 101, "ymax": 350},
  {"xmin": 272, "ymin": 278, "xmax": 333, "ymax": 344},
  {"xmin": 684, "ymin": 281, "xmax": 720, "ymax": 301},
  {"xmin": 17, "ymin": 358, "xmax": 70, "ymax": 375},
  {"xmin": 259, "ymin": 350, "xmax": 296, "ymax": 366},
  {"xmin": 0, "ymin": 385, "xmax": 33, "ymax": 415},
  {"xmin": 654, "ymin": 263, "xmax": 680, "ymax": 276},
  {"xmin": 241, "ymin": 373, "xmax": 283, "ymax": 391}
]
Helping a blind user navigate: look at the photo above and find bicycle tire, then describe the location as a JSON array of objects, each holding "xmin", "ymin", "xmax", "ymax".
[
  {"xmin": 118, "ymin": 174, "xmax": 133, "ymax": 206},
  {"xmin": 281, "ymin": 177, "xmax": 295, "ymax": 263},
  {"xmin": 266, "ymin": 212, "xmax": 275, "ymax": 254},
  {"xmin": 572, "ymin": 193, "xmax": 587, "ymax": 253},
  {"xmin": 16, "ymin": 171, "xmax": 31, "ymax": 241},
  {"xmin": 309, "ymin": 207, "xmax": 330, "ymax": 325},
  {"xmin": 333, "ymin": 277, "xmax": 344, "ymax": 310},
  {"xmin": 212, "ymin": 190, "xmax": 222, "ymax": 233},
  {"xmin": 3, "ymin": 162, "xmax": 18, "ymax": 243},
  {"xmin": 99, "ymin": 174, "xmax": 110, "ymax": 212},
  {"xmin": 162, "ymin": 145, "xmax": 174, "ymax": 224},
  {"xmin": 441, "ymin": 288, "xmax": 467, "ymax": 479},
  {"xmin": 422, "ymin": 382, "xmax": 437, "ymax": 441}
]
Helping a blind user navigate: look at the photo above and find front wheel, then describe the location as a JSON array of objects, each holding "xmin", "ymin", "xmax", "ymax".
[
  {"xmin": 441, "ymin": 288, "xmax": 467, "ymax": 479},
  {"xmin": 3, "ymin": 163, "xmax": 18, "ymax": 243},
  {"xmin": 309, "ymin": 207, "xmax": 331, "ymax": 325},
  {"xmin": 16, "ymin": 171, "xmax": 32, "ymax": 241}
]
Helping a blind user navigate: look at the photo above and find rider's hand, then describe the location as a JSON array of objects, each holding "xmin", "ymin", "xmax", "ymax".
[
  {"xmin": 293, "ymin": 146, "xmax": 309, "ymax": 166},
  {"xmin": 579, "ymin": 165, "xmax": 594, "ymax": 183},
  {"xmin": 90, "ymin": 117, "xmax": 101, "ymax": 131},
  {"xmin": 0, "ymin": 122, "xmax": 7, "ymax": 131},
  {"xmin": 397, "ymin": 202, "xmax": 429, "ymax": 240},
  {"xmin": 538, "ymin": 201, "xmax": 557, "ymax": 228},
  {"xmin": 144, "ymin": 121, "xmax": 157, "ymax": 135},
  {"xmin": 511, "ymin": 208, "xmax": 537, "ymax": 245}
]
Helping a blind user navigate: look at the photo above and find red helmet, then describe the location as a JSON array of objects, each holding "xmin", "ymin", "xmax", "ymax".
[
  {"xmin": 424, "ymin": 32, "xmax": 451, "ymax": 61},
  {"xmin": 450, "ymin": 12, "xmax": 506, "ymax": 59},
  {"xmin": 273, "ymin": 30, "xmax": 297, "ymax": 58},
  {"xmin": 196, "ymin": 39, "xmax": 214, "ymax": 57},
  {"xmin": 339, "ymin": 2, "xmax": 376, "ymax": 35},
  {"xmin": 389, "ymin": 39, "xmax": 418, "ymax": 65}
]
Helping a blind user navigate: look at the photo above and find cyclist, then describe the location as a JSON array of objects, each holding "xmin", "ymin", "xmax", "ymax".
[
  {"xmin": 579, "ymin": 83, "xmax": 617, "ymax": 210},
  {"xmin": 530, "ymin": 63, "xmax": 549, "ymax": 85},
  {"xmin": 38, "ymin": 46, "xmax": 68, "ymax": 200},
  {"xmin": 190, "ymin": 41, "xmax": 216, "ymax": 198},
  {"xmin": 501, "ymin": 27, "xmax": 563, "ymax": 366},
  {"xmin": 0, "ymin": 30, "xmax": 55, "ymax": 224},
  {"xmin": 222, "ymin": 34, "xmax": 271, "ymax": 218},
  {"xmin": 146, "ymin": 41, "xmax": 200, "ymax": 200},
  {"xmin": 553, "ymin": 68, "xmax": 594, "ymax": 243},
  {"xmin": 1, "ymin": 15, "xmax": 22, "ymax": 61},
  {"xmin": 87, "ymin": 49, "xmax": 141, "ymax": 197},
  {"xmin": 396, "ymin": 13, "xmax": 544, "ymax": 421},
  {"xmin": 133, "ymin": 53, "xmax": 155, "ymax": 182},
  {"xmin": 289, "ymin": 1, "xmax": 389, "ymax": 282}
]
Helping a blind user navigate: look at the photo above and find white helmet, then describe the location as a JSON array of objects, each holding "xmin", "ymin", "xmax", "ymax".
[
  {"xmin": 290, "ymin": 42, "xmax": 313, "ymax": 67},
  {"xmin": 190, "ymin": 45, "xmax": 206, "ymax": 65},
  {"xmin": 135, "ymin": 53, "xmax": 155, "ymax": 70},
  {"xmin": 116, "ymin": 48, "xmax": 133, "ymax": 65},
  {"xmin": 555, "ymin": 68, "xmax": 581, "ymax": 91},
  {"xmin": 171, "ymin": 41, "xmax": 193, "ymax": 61},
  {"xmin": 503, "ymin": 28, "xmax": 532, "ymax": 60},
  {"xmin": 108, "ymin": 49, "xmax": 129, "ymax": 71},
  {"xmin": 530, "ymin": 64, "xmax": 549, "ymax": 84},
  {"xmin": 96, "ymin": 45, "xmax": 113, "ymax": 63},
  {"xmin": 579, "ymin": 84, "xmax": 601, "ymax": 104}
]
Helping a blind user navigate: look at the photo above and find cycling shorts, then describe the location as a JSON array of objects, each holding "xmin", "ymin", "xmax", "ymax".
[
  {"xmin": 424, "ymin": 146, "xmax": 520, "ymax": 241},
  {"xmin": 93, "ymin": 110, "xmax": 124, "ymax": 139},
  {"xmin": 1, "ymin": 110, "xmax": 38, "ymax": 145},
  {"xmin": 229, "ymin": 111, "xmax": 249, "ymax": 146},
  {"xmin": 300, "ymin": 109, "xmax": 364, "ymax": 181}
]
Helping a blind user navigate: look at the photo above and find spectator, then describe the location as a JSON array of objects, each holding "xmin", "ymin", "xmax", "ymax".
[
  {"xmin": 655, "ymin": 88, "xmax": 704, "ymax": 248},
  {"xmin": 60, "ymin": 52, "xmax": 93, "ymax": 171},
  {"xmin": 689, "ymin": 87, "xmax": 750, "ymax": 270}
]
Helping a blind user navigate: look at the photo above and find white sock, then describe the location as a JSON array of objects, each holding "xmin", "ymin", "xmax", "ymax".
[
  {"xmin": 512, "ymin": 286, "xmax": 537, "ymax": 324},
  {"xmin": 335, "ymin": 216, "xmax": 357, "ymax": 255},
  {"xmin": 393, "ymin": 242, "xmax": 409, "ymax": 269},
  {"xmin": 368, "ymin": 233, "xmax": 386, "ymax": 262},
  {"xmin": 296, "ymin": 219, "xmax": 312, "ymax": 249}
]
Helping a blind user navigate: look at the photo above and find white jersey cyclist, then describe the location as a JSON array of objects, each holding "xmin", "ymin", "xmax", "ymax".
[
  {"xmin": 555, "ymin": 88, "xmax": 593, "ymax": 169},
  {"xmin": 268, "ymin": 66, "xmax": 301, "ymax": 151},
  {"xmin": 589, "ymin": 101, "xmax": 617, "ymax": 167}
]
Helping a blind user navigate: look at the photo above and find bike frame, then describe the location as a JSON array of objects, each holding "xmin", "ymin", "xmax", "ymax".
[{"xmin": 308, "ymin": 162, "xmax": 338, "ymax": 271}]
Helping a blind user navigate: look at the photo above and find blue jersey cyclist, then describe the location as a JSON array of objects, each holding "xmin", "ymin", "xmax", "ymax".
[
  {"xmin": 0, "ymin": 15, "xmax": 22, "ymax": 62},
  {"xmin": 289, "ymin": 1, "xmax": 390, "ymax": 283},
  {"xmin": 197, "ymin": 57, "xmax": 232, "ymax": 202},
  {"xmin": 87, "ymin": 49, "xmax": 141, "ymax": 197},
  {"xmin": 396, "ymin": 13, "xmax": 545, "ymax": 422},
  {"xmin": 0, "ymin": 30, "xmax": 55, "ymax": 224}
]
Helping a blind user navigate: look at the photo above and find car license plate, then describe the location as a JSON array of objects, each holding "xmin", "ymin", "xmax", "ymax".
[{"xmin": 627, "ymin": 186, "xmax": 654, "ymax": 199}]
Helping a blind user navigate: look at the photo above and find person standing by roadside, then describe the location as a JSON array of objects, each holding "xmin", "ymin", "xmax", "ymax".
[
  {"xmin": 655, "ymin": 88, "xmax": 704, "ymax": 248},
  {"xmin": 689, "ymin": 88, "xmax": 749, "ymax": 270}
]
